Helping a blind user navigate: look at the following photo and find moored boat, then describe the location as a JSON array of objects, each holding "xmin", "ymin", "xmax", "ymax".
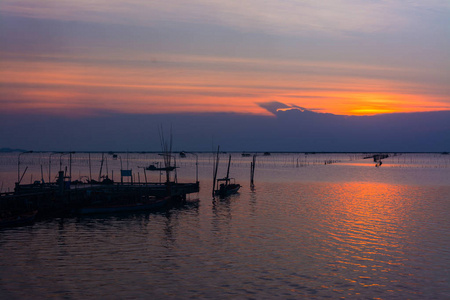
[
  {"xmin": 214, "ymin": 178, "xmax": 241, "ymax": 197},
  {"xmin": 146, "ymin": 164, "xmax": 177, "ymax": 171},
  {"xmin": 213, "ymin": 152, "xmax": 241, "ymax": 198}
]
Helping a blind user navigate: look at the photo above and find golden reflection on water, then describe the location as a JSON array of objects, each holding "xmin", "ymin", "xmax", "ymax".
[
  {"xmin": 1, "ymin": 153, "xmax": 449, "ymax": 299},
  {"xmin": 316, "ymin": 182, "xmax": 418, "ymax": 294}
]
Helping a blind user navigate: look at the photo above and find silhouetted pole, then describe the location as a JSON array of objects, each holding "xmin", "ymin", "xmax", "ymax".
[
  {"xmin": 138, "ymin": 166, "xmax": 147, "ymax": 184},
  {"xmin": 18, "ymin": 151, "xmax": 33, "ymax": 184},
  {"xmin": 69, "ymin": 152, "xmax": 73, "ymax": 180},
  {"xmin": 250, "ymin": 154, "xmax": 256, "ymax": 186},
  {"xmin": 88, "ymin": 153, "xmax": 92, "ymax": 183},
  {"xmin": 212, "ymin": 146, "xmax": 220, "ymax": 197},
  {"xmin": 226, "ymin": 155, "xmax": 231, "ymax": 179},
  {"xmin": 186, "ymin": 152, "xmax": 199, "ymax": 183},
  {"xmin": 48, "ymin": 152, "xmax": 60, "ymax": 183},
  {"xmin": 98, "ymin": 153, "xmax": 104, "ymax": 182},
  {"xmin": 105, "ymin": 155, "xmax": 109, "ymax": 179},
  {"xmin": 195, "ymin": 154, "xmax": 198, "ymax": 183},
  {"xmin": 59, "ymin": 153, "xmax": 65, "ymax": 172},
  {"xmin": 41, "ymin": 165, "xmax": 44, "ymax": 183},
  {"xmin": 120, "ymin": 156, "xmax": 124, "ymax": 184}
]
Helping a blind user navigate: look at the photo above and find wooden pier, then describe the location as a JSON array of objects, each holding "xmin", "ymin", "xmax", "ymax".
[{"xmin": 1, "ymin": 171, "xmax": 200, "ymax": 218}]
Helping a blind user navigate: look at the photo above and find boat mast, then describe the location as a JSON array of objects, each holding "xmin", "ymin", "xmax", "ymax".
[{"xmin": 225, "ymin": 154, "xmax": 231, "ymax": 183}]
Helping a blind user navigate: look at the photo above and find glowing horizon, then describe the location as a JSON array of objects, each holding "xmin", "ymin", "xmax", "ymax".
[{"xmin": 1, "ymin": 1, "xmax": 449, "ymax": 117}]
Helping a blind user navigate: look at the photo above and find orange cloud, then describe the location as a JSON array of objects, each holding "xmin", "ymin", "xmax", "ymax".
[{"xmin": 1, "ymin": 52, "xmax": 449, "ymax": 117}]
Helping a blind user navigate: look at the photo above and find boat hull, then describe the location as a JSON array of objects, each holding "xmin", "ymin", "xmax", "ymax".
[{"xmin": 215, "ymin": 184, "xmax": 241, "ymax": 197}]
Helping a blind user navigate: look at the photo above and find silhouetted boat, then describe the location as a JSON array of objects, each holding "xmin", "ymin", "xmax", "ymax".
[
  {"xmin": 88, "ymin": 177, "xmax": 114, "ymax": 185},
  {"xmin": 242, "ymin": 153, "xmax": 251, "ymax": 157},
  {"xmin": 214, "ymin": 178, "xmax": 241, "ymax": 197},
  {"xmin": 145, "ymin": 164, "xmax": 177, "ymax": 171},
  {"xmin": 0, "ymin": 210, "xmax": 37, "ymax": 228},
  {"xmin": 213, "ymin": 154, "xmax": 241, "ymax": 197}
]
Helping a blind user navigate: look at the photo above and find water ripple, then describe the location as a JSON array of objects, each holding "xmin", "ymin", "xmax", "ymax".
[{"xmin": 1, "ymin": 159, "xmax": 449, "ymax": 299}]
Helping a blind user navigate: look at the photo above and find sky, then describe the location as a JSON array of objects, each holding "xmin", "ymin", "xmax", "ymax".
[{"xmin": 1, "ymin": 1, "xmax": 449, "ymax": 151}]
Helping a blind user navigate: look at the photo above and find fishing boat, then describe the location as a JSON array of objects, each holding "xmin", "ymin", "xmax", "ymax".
[
  {"xmin": 213, "ymin": 152, "xmax": 241, "ymax": 197},
  {"xmin": 145, "ymin": 164, "xmax": 177, "ymax": 171},
  {"xmin": 0, "ymin": 210, "xmax": 38, "ymax": 228},
  {"xmin": 215, "ymin": 177, "xmax": 241, "ymax": 197}
]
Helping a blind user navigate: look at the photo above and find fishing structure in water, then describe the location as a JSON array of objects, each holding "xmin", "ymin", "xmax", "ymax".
[
  {"xmin": 364, "ymin": 153, "xmax": 390, "ymax": 167},
  {"xmin": 0, "ymin": 134, "xmax": 200, "ymax": 225}
]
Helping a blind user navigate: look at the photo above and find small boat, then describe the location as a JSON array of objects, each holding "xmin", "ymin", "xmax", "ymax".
[
  {"xmin": 88, "ymin": 176, "xmax": 114, "ymax": 185},
  {"xmin": 0, "ymin": 210, "xmax": 38, "ymax": 228},
  {"xmin": 241, "ymin": 153, "xmax": 251, "ymax": 157},
  {"xmin": 145, "ymin": 164, "xmax": 177, "ymax": 171},
  {"xmin": 213, "ymin": 153, "xmax": 241, "ymax": 197},
  {"xmin": 214, "ymin": 178, "xmax": 241, "ymax": 197},
  {"xmin": 76, "ymin": 197, "xmax": 168, "ymax": 214}
]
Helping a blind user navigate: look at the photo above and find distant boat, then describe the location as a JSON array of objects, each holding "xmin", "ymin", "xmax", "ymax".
[
  {"xmin": 179, "ymin": 151, "xmax": 186, "ymax": 158},
  {"xmin": 145, "ymin": 164, "xmax": 177, "ymax": 171},
  {"xmin": 88, "ymin": 177, "xmax": 114, "ymax": 185},
  {"xmin": 213, "ymin": 154, "xmax": 241, "ymax": 197},
  {"xmin": 0, "ymin": 210, "xmax": 37, "ymax": 228},
  {"xmin": 242, "ymin": 153, "xmax": 251, "ymax": 157},
  {"xmin": 263, "ymin": 152, "xmax": 271, "ymax": 156}
]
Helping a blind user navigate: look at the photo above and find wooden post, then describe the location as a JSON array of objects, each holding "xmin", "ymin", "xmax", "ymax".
[
  {"xmin": 212, "ymin": 146, "xmax": 220, "ymax": 197},
  {"xmin": 88, "ymin": 153, "xmax": 92, "ymax": 184},
  {"xmin": 69, "ymin": 152, "xmax": 72, "ymax": 180},
  {"xmin": 250, "ymin": 154, "xmax": 256, "ymax": 186},
  {"xmin": 98, "ymin": 153, "xmax": 104, "ymax": 182}
]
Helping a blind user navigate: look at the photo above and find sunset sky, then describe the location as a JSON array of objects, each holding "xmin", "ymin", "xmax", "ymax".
[{"xmin": 1, "ymin": 0, "xmax": 449, "ymax": 117}]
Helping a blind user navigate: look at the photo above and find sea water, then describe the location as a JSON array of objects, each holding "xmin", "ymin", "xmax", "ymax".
[{"xmin": 0, "ymin": 152, "xmax": 449, "ymax": 299}]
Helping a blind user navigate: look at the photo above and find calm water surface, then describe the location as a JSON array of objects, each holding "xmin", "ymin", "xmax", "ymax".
[{"xmin": 0, "ymin": 153, "xmax": 449, "ymax": 299}]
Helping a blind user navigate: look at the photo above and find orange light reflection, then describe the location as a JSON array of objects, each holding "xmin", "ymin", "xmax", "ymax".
[{"xmin": 321, "ymin": 182, "xmax": 413, "ymax": 287}]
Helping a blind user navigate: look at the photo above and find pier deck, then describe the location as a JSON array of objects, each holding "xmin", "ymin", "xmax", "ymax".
[{"xmin": 1, "ymin": 181, "xmax": 200, "ymax": 217}]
